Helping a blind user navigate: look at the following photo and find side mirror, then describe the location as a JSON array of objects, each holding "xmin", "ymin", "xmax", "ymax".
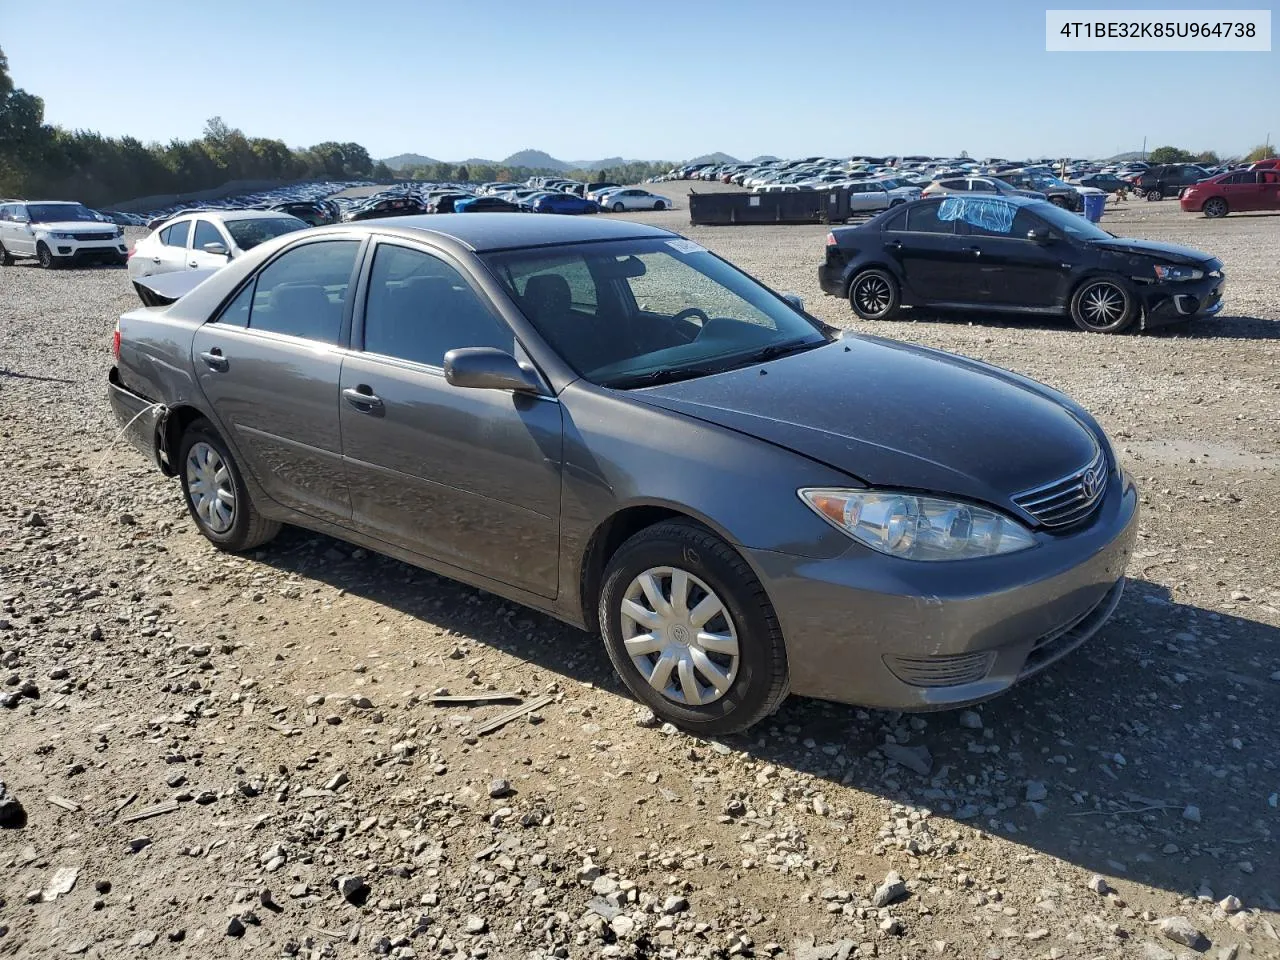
[
  {"xmin": 1027, "ymin": 228, "xmax": 1052, "ymax": 243},
  {"xmin": 444, "ymin": 347, "xmax": 541, "ymax": 394},
  {"xmin": 202, "ymin": 241, "xmax": 229, "ymax": 256},
  {"xmin": 781, "ymin": 292, "xmax": 805, "ymax": 311}
]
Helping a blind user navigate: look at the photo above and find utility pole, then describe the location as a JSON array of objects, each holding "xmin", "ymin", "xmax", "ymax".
[{"xmin": 1141, "ymin": 136, "xmax": 1146, "ymax": 161}]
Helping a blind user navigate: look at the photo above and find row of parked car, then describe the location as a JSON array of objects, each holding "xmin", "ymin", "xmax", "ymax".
[
  {"xmin": 335, "ymin": 179, "xmax": 674, "ymax": 221},
  {"xmin": 664, "ymin": 154, "xmax": 1280, "ymax": 219}
]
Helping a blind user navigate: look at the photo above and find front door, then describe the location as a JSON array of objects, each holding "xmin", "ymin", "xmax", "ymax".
[
  {"xmin": 960, "ymin": 207, "xmax": 1073, "ymax": 309},
  {"xmin": 339, "ymin": 239, "xmax": 563, "ymax": 598},
  {"xmin": 188, "ymin": 218, "xmax": 233, "ymax": 270},
  {"xmin": 191, "ymin": 237, "xmax": 363, "ymax": 525}
]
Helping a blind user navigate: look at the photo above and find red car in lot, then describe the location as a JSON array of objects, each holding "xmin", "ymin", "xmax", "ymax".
[{"xmin": 1180, "ymin": 168, "xmax": 1280, "ymax": 218}]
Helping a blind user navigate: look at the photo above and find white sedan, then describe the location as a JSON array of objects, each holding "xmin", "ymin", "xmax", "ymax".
[
  {"xmin": 127, "ymin": 210, "xmax": 308, "ymax": 283},
  {"xmin": 598, "ymin": 189, "xmax": 672, "ymax": 212}
]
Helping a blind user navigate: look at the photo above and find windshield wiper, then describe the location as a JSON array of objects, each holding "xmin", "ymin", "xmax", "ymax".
[
  {"xmin": 737, "ymin": 337, "xmax": 825, "ymax": 365},
  {"xmin": 600, "ymin": 367, "xmax": 719, "ymax": 390}
]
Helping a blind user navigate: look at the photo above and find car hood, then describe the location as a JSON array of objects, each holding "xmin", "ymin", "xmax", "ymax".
[
  {"xmin": 627, "ymin": 337, "xmax": 1100, "ymax": 513},
  {"xmin": 34, "ymin": 220, "xmax": 117, "ymax": 233},
  {"xmin": 1088, "ymin": 237, "xmax": 1215, "ymax": 265}
]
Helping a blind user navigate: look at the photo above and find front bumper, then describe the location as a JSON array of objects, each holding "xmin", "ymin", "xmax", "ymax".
[
  {"xmin": 48, "ymin": 237, "xmax": 128, "ymax": 261},
  {"xmin": 747, "ymin": 474, "xmax": 1139, "ymax": 711},
  {"xmin": 1140, "ymin": 274, "xmax": 1225, "ymax": 328}
]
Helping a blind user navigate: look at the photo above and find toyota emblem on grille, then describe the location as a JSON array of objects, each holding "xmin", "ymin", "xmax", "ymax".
[{"xmin": 1081, "ymin": 467, "xmax": 1102, "ymax": 500}]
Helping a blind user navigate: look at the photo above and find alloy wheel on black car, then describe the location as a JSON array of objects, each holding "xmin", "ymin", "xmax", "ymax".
[
  {"xmin": 848, "ymin": 269, "xmax": 900, "ymax": 321},
  {"xmin": 1070, "ymin": 278, "xmax": 1135, "ymax": 334}
]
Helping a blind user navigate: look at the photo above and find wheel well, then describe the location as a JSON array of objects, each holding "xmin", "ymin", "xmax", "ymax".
[
  {"xmin": 579, "ymin": 506, "xmax": 700, "ymax": 633},
  {"xmin": 159, "ymin": 405, "xmax": 207, "ymax": 476},
  {"xmin": 844, "ymin": 263, "xmax": 898, "ymax": 298}
]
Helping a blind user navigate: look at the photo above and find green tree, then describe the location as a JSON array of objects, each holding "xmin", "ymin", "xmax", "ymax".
[
  {"xmin": 455, "ymin": 164, "xmax": 470, "ymax": 182},
  {"xmin": 1147, "ymin": 145, "xmax": 1194, "ymax": 164},
  {"xmin": 1194, "ymin": 150, "xmax": 1220, "ymax": 166},
  {"xmin": 1245, "ymin": 143, "xmax": 1276, "ymax": 162},
  {"xmin": 371, "ymin": 161, "xmax": 394, "ymax": 181},
  {"xmin": 471, "ymin": 163, "xmax": 496, "ymax": 183}
]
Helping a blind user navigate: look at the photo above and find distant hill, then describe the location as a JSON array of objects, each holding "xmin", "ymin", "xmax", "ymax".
[
  {"xmin": 687, "ymin": 152, "xmax": 740, "ymax": 165},
  {"xmin": 749, "ymin": 155, "xmax": 779, "ymax": 163},
  {"xmin": 381, "ymin": 153, "xmax": 439, "ymax": 171},
  {"xmin": 499, "ymin": 149, "xmax": 569, "ymax": 171},
  {"xmin": 1104, "ymin": 151, "xmax": 1147, "ymax": 162}
]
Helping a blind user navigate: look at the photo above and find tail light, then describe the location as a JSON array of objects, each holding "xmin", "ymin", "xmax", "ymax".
[
  {"xmin": 111, "ymin": 321, "xmax": 121, "ymax": 359},
  {"xmin": 126, "ymin": 244, "xmax": 135, "ymax": 260},
  {"xmin": 825, "ymin": 232, "xmax": 837, "ymax": 247}
]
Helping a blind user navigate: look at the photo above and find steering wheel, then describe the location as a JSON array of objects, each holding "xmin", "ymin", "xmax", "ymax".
[{"xmin": 672, "ymin": 307, "xmax": 710, "ymax": 328}]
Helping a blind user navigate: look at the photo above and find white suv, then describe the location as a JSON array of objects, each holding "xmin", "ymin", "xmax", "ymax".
[{"xmin": 0, "ymin": 200, "xmax": 128, "ymax": 268}]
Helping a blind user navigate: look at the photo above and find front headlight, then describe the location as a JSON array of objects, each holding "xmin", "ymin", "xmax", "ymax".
[
  {"xmin": 1153, "ymin": 264, "xmax": 1203, "ymax": 282},
  {"xmin": 50, "ymin": 231, "xmax": 75, "ymax": 239},
  {"xmin": 798, "ymin": 488, "xmax": 1036, "ymax": 561}
]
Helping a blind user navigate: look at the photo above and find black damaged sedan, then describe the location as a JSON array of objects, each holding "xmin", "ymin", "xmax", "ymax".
[{"xmin": 819, "ymin": 196, "xmax": 1224, "ymax": 333}]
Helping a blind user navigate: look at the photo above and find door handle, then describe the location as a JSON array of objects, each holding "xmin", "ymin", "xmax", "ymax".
[
  {"xmin": 343, "ymin": 386, "xmax": 384, "ymax": 413},
  {"xmin": 152, "ymin": 256, "xmax": 161, "ymax": 263},
  {"xmin": 188, "ymin": 260, "xmax": 199, "ymax": 268},
  {"xmin": 200, "ymin": 348, "xmax": 229, "ymax": 372},
  {"xmin": 886, "ymin": 240, "xmax": 903, "ymax": 250},
  {"xmin": 962, "ymin": 246, "xmax": 982, "ymax": 256}
]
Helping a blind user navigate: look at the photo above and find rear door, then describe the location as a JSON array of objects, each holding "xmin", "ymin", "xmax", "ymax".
[
  {"xmin": 3, "ymin": 204, "xmax": 37, "ymax": 255},
  {"xmin": 151, "ymin": 219, "xmax": 193, "ymax": 275},
  {"xmin": 882, "ymin": 200, "xmax": 970, "ymax": 301},
  {"xmin": 339, "ymin": 238, "xmax": 563, "ymax": 597},
  {"xmin": 191, "ymin": 237, "xmax": 363, "ymax": 525}
]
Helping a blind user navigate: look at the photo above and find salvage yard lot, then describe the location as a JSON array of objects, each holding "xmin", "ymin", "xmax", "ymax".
[{"xmin": 1, "ymin": 193, "xmax": 1278, "ymax": 958}]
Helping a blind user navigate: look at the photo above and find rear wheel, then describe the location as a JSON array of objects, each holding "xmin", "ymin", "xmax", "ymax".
[
  {"xmin": 1145, "ymin": 188, "xmax": 1162, "ymax": 202},
  {"xmin": 1202, "ymin": 197, "xmax": 1228, "ymax": 219},
  {"xmin": 848, "ymin": 268, "xmax": 900, "ymax": 320},
  {"xmin": 37, "ymin": 243, "xmax": 55, "ymax": 269},
  {"xmin": 1070, "ymin": 277, "xmax": 1135, "ymax": 334},
  {"xmin": 177, "ymin": 420, "xmax": 280, "ymax": 552},
  {"xmin": 612, "ymin": 202, "xmax": 625, "ymax": 212},
  {"xmin": 1049, "ymin": 195, "xmax": 1069, "ymax": 208},
  {"xmin": 598, "ymin": 521, "xmax": 789, "ymax": 735},
  {"xmin": 0, "ymin": 242, "xmax": 13, "ymax": 266}
]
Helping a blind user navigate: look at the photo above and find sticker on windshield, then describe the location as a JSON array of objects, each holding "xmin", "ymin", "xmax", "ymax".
[{"xmin": 666, "ymin": 239, "xmax": 705, "ymax": 255}]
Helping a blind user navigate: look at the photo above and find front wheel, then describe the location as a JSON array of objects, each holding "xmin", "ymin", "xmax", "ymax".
[
  {"xmin": 1145, "ymin": 188, "xmax": 1162, "ymax": 202},
  {"xmin": 1203, "ymin": 197, "xmax": 1228, "ymax": 219},
  {"xmin": 1070, "ymin": 277, "xmax": 1136, "ymax": 334},
  {"xmin": 598, "ymin": 521, "xmax": 789, "ymax": 735},
  {"xmin": 177, "ymin": 420, "xmax": 280, "ymax": 552},
  {"xmin": 37, "ymin": 243, "xmax": 56, "ymax": 269},
  {"xmin": 848, "ymin": 268, "xmax": 901, "ymax": 320},
  {"xmin": 653, "ymin": 201, "xmax": 666, "ymax": 211}
]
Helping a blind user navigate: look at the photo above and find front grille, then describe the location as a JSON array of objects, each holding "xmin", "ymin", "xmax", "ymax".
[
  {"xmin": 1020, "ymin": 579, "xmax": 1125, "ymax": 678},
  {"xmin": 1013, "ymin": 447, "xmax": 1107, "ymax": 529},
  {"xmin": 885, "ymin": 650, "xmax": 994, "ymax": 688},
  {"xmin": 72, "ymin": 232, "xmax": 115, "ymax": 242}
]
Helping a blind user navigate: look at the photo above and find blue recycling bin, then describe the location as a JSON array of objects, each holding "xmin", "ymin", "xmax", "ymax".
[{"xmin": 1081, "ymin": 191, "xmax": 1106, "ymax": 223}]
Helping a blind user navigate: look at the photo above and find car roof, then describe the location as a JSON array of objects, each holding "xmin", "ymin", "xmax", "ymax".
[
  {"xmin": 171, "ymin": 209, "xmax": 302, "ymax": 222},
  {"xmin": 341, "ymin": 213, "xmax": 676, "ymax": 252}
]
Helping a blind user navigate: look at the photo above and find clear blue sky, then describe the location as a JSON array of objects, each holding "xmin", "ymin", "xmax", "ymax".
[{"xmin": 2, "ymin": 0, "xmax": 1273, "ymax": 161}]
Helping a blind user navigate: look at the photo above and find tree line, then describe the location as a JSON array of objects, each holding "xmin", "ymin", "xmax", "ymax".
[
  {"xmin": 398, "ymin": 159, "xmax": 672, "ymax": 188},
  {"xmin": 1146, "ymin": 143, "xmax": 1275, "ymax": 165}
]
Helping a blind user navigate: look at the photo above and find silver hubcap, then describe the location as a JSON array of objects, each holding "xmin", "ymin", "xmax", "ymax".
[
  {"xmin": 854, "ymin": 275, "xmax": 892, "ymax": 316},
  {"xmin": 186, "ymin": 442, "xmax": 236, "ymax": 533},
  {"xmin": 620, "ymin": 566, "xmax": 739, "ymax": 707},
  {"xmin": 1080, "ymin": 283, "xmax": 1125, "ymax": 328}
]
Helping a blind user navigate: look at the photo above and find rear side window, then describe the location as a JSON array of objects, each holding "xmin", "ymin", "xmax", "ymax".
[
  {"xmin": 904, "ymin": 203, "xmax": 954, "ymax": 233},
  {"xmin": 938, "ymin": 179, "xmax": 968, "ymax": 191},
  {"xmin": 161, "ymin": 221, "xmax": 190, "ymax": 248},
  {"xmin": 248, "ymin": 240, "xmax": 360, "ymax": 343},
  {"xmin": 192, "ymin": 220, "xmax": 223, "ymax": 250},
  {"xmin": 361, "ymin": 244, "xmax": 512, "ymax": 367}
]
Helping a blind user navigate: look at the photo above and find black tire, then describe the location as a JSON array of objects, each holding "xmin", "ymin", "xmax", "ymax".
[
  {"xmin": 1048, "ymin": 195, "xmax": 1069, "ymax": 208},
  {"xmin": 37, "ymin": 243, "xmax": 56, "ymax": 269},
  {"xmin": 598, "ymin": 521, "xmax": 789, "ymax": 736},
  {"xmin": 1203, "ymin": 197, "xmax": 1228, "ymax": 219},
  {"xmin": 1070, "ymin": 277, "xmax": 1136, "ymax": 334},
  {"xmin": 177, "ymin": 419, "xmax": 280, "ymax": 552},
  {"xmin": 653, "ymin": 200, "xmax": 666, "ymax": 211},
  {"xmin": 847, "ymin": 268, "xmax": 901, "ymax": 320},
  {"xmin": 889, "ymin": 198, "xmax": 905, "ymax": 207},
  {"xmin": 0, "ymin": 242, "xmax": 13, "ymax": 266},
  {"xmin": 1145, "ymin": 188, "xmax": 1162, "ymax": 202},
  {"xmin": 612, "ymin": 202, "xmax": 624, "ymax": 212}
]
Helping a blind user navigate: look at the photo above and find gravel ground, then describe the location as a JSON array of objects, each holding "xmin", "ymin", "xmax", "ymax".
[{"xmin": 0, "ymin": 194, "xmax": 1278, "ymax": 960}]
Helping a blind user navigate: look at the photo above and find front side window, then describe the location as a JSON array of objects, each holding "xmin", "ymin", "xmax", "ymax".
[
  {"xmin": 192, "ymin": 219, "xmax": 223, "ymax": 250},
  {"xmin": 361, "ymin": 244, "xmax": 512, "ymax": 367},
  {"xmin": 484, "ymin": 238, "xmax": 828, "ymax": 387},
  {"xmin": 249, "ymin": 240, "xmax": 360, "ymax": 343}
]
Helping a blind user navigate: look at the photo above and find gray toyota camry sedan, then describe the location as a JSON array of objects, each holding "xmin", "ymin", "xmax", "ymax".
[{"xmin": 109, "ymin": 214, "xmax": 1137, "ymax": 734}]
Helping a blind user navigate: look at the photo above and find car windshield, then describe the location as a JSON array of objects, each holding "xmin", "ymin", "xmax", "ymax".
[
  {"xmin": 1032, "ymin": 202, "xmax": 1113, "ymax": 241},
  {"xmin": 483, "ymin": 237, "xmax": 830, "ymax": 388},
  {"xmin": 28, "ymin": 203, "xmax": 97, "ymax": 223},
  {"xmin": 224, "ymin": 216, "xmax": 307, "ymax": 250}
]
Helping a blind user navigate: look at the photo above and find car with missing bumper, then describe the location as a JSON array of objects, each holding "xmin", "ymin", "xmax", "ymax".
[
  {"xmin": 108, "ymin": 213, "xmax": 1137, "ymax": 734},
  {"xmin": 0, "ymin": 200, "xmax": 129, "ymax": 268},
  {"xmin": 820, "ymin": 195, "xmax": 1224, "ymax": 333}
]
